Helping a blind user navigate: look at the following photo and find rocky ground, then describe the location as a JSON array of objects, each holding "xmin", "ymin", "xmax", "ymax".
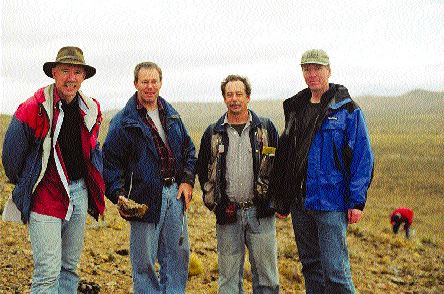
[
  {"xmin": 3, "ymin": 95, "xmax": 444, "ymax": 293},
  {"xmin": 1, "ymin": 186, "xmax": 443, "ymax": 294}
]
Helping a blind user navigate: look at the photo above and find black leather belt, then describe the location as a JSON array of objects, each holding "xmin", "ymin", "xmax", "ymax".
[
  {"xmin": 236, "ymin": 200, "xmax": 254, "ymax": 210},
  {"xmin": 163, "ymin": 177, "xmax": 175, "ymax": 186}
]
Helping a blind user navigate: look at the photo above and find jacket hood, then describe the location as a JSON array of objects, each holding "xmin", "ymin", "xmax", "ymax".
[{"xmin": 283, "ymin": 83, "xmax": 352, "ymax": 117}]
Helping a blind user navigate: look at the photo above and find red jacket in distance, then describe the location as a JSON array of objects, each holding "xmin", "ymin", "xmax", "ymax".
[{"xmin": 390, "ymin": 207, "xmax": 414, "ymax": 225}]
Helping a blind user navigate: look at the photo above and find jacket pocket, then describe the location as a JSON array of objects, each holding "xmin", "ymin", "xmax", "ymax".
[
  {"xmin": 202, "ymin": 159, "xmax": 218, "ymax": 211},
  {"xmin": 320, "ymin": 118, "xmax": 346, "ymax": 174},
  {"xmin": 256, "ymin": 146, "xmax": 276, "ymax": 202},
  {"xmin": 321, "ymin": 118, "xmax": 346, "ymax": 139}
]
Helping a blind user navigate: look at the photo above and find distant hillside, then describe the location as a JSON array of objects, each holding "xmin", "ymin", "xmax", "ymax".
[
  {"xmin": 354, "ymin": 89, "xmax": 444, "ymax": 136},
  {"xmin": 171, "ymin": 100, "xmax": 285, "ymax": 134},
  {"xmin": 356, "ymin": 89, "xmax": 444, "ymax": 116},
  {"xmin": 1, "ymin": 89, "xmax": 443, "ymax": 147},
  {"xmin": 101, "ymin": 89, "xmax": 444, "ymax": 136},
  {"xmin": 101, "ymin": 100, "xmax": 285, "ymax": 141},
  {"xmin": 169, "ymin": 89, "xmax": 444, "ymax": 136}
]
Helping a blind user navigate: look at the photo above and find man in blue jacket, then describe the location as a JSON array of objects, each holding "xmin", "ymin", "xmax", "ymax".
[
  {"xmin": 197, "ymin": 75, "xmax": 280, "ymax": 293},
  {"xmin": 103, "ymin": 62, "xmax": 196, "ymax": 293},
  {"xmin": 270, "ymin": 49, "xmax": 374, "ymax": 294}
]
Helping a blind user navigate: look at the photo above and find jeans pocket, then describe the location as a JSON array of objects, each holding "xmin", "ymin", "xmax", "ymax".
[
  {"xmin": 249, "ymin": 213, "xmax": 275, "ymax": 234},
  {"xmin": 30, "ymin": 211, "xmax": 59, "ymax": 223}
]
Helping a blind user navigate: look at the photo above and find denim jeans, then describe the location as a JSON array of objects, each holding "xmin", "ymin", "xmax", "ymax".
[
  {"xmin": 28, "ymin": 179, "xmax": 88, "ymax": 294},
  {"xmin": 216, "ymin": 207, "xmax": 279, "ymax": 294},
  {"xmin": 130, "ymin": 183, "xmax": 190, "ymax": 294},
  {"xmin": 291, "ymin": 204, "xmax": 355, "ymax": 294},
  {"xmin": 393, "ymin": 218, "xmax": 410, "ymax": 238}
]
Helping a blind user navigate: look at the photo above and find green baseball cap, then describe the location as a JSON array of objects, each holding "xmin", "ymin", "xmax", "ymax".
[{"xmin": 300, "ymin": 49, "xmax": 330, "ymax": 65}]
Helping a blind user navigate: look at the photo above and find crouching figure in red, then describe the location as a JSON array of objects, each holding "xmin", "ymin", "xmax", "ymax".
[{"xmin": 390, "ymin": 207, "xmax": 414, "ymax": 239}]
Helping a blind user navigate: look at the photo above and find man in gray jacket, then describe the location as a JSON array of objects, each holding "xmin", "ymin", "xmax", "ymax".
[{"xmin": 197, "ymin": 75, "xmax": 280, "ymax": 293}]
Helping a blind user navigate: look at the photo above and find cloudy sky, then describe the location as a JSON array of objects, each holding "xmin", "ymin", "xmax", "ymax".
[{"xmin": 1, "ymin": 0, "xmax": 443, "ymax": 114}]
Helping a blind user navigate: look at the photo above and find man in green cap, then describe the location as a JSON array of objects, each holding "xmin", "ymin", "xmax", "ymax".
[
  {"xmin": 269, "ymin": 49, "xmax": 374, "ymax": 293},
  {"xmin": 2, "ymin": 46, "xmax": 105, "ymax": 293}
]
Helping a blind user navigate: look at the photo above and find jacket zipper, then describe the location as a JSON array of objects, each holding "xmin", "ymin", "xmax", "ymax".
[
  {"xmin": 127, "ymin": 172, "xmax": 134, "ymax": 200},
  {"xmin": 294, "ymin": 113, "xmax": 320, "ymax": 178}
]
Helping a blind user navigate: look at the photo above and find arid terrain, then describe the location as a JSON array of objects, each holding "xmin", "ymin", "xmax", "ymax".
[
  {"xmin": 1, "ymin": 194, "xmax": 443, "ymax": 293},
  {"xmin": 1, "ymin": 90, "xmax": 443, "ymax": 293}
]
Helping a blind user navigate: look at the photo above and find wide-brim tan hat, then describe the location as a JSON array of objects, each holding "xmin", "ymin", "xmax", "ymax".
[{"xmin": 43, "ymin": 46, "xmax": 96, "ymax": 79}]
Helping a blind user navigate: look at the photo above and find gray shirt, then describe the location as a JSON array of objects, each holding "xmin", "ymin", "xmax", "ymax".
[
  {"xmin": 224, "ymin": 113, "xmax": 254, "ymax": 203},
  {"xmin": 147, "ymin": 108, "xmax": 167, "ymax": 143}
]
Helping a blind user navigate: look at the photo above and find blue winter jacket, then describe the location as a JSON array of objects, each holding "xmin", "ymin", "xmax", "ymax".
[
  {"xmin": 103, "ymin": 94, "xmax": 196, "ymax": 224},
  {"xmin": 270, "ymin": 84, "xmax": 374, "ymax": 214}
]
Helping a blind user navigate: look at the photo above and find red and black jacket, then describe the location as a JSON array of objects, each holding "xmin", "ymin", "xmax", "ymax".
[{"xmin": 2, "ymin": 84, "xmax": 105, "ymax": 223}]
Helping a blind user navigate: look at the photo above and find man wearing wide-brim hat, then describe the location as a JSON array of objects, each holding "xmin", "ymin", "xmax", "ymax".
[{"xmin": 2, "ymin": 46, "xmax": 105, "ymax": 293}]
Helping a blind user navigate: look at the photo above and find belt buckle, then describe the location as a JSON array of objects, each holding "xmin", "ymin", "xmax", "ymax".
[
  {"xmin": 163, "ymin": 177, "xmax": 175, "ymax": 186},
  {"xmin": 237, "ymin": 201, "xmax": 253, "ymax": 210}
]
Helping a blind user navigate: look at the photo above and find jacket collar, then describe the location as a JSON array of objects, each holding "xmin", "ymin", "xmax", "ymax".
[
  {"xmin": 214, "ymin": 109, "xmax": 262, "ymax": 132},
  {"xmin": 283, "ymin": 83, "xmax": 352, "ymax": 116},
  {"xmin": 119, "ymin": 93, "xmax": 179, "ymax": 159},
  {"xmin": 38, "ymin": 84, "xmax": 99, "ymax": 132},
  {"xmin": 78, "ymin": 90, "xmax": 99, "ymax": 131},
  {"xmin": 121, "ymin": 93, "xmax": 179, "ymax": 126}
]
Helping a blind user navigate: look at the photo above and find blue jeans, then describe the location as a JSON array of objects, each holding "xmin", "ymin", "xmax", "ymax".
[
  {"xmin": 130, "ymin": 183, "xmax": 189, "ymax": 294},
  {"xmin": 291, "ymin": 205, "xmax": 355, "ymax": 294},
  {"xmin": 216, "ymin": 207, "xmax": 279, "ymax": 294},
  {"xmin": 28, "ymin": 179, "xmax": 88, "ymax": 294}
]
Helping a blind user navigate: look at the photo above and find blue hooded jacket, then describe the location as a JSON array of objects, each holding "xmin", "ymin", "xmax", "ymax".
[{"xmin": 270, "ymin": 84, "xmax": 374, "ymax": 214}]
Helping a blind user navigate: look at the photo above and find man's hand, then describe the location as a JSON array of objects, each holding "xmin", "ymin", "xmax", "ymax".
[
  {"xmin": 348, "ymin": 208, "xmax": 362, "ymax": 224},
  {"xmin": 177, "ymin": 183, "xmax": 193, "ymax": 211}
]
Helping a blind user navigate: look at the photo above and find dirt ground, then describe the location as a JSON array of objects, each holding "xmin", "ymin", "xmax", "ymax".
[{"xmin": 1, "ymin": 186, "xmax": 443, "ymax": 294}]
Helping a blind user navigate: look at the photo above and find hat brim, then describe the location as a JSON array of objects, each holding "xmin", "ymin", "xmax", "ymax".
[
  {"xmin": 300, "ymin": 60, "xmax": 329, "ymax": 66},
  {"xmin": 43, "ymin": 62, "xmax": 96, "ymax": 79}
]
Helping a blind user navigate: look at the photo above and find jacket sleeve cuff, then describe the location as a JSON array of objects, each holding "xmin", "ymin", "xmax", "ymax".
[
  {"xmin": 353, "ymin": 203, "xmax": 365, "ymax": 211},
  {"xmin": 181, "ymin": 170, "xmax": 195, "ymax": 187},
  {"xmin": 110, "ymin": 189, "xmax": 126, "ymax": 204}
]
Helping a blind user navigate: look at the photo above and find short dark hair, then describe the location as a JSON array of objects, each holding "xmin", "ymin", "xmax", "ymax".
[
  {"xmin": 134, "ymin": 62, "xmax": 162, "ymax": 83},
  {"xmin": 220, "ymin": 74, "xmax": 251, "ymax": 97}
]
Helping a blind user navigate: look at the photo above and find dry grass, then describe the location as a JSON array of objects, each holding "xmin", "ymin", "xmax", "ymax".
[{"xmin": 1, "ymin": 90, "xmax": 444, "ymax": 293}]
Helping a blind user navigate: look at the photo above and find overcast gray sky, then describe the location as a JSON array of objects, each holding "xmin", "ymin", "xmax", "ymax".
[{"xmin": 1, "ymin": 0, "xmax": 443, "ymax": 114}]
